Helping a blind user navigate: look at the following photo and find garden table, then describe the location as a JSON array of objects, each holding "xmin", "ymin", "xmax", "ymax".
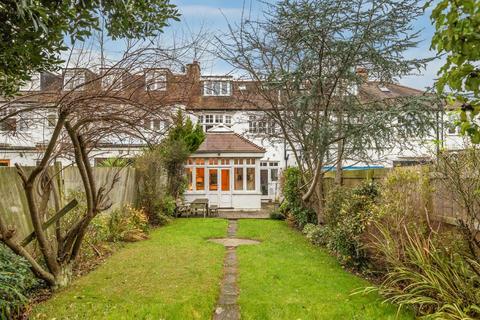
[{"xmin": 191, "ymin": 198, "xmax": 209, "ymax": 217}]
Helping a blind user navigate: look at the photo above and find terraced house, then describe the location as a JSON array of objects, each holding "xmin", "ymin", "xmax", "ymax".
[{"xmin": 0, "ymin": 61, "xmax": 465, "ymax": 209}]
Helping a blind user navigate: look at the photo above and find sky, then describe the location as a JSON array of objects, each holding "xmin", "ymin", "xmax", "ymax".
[{"xmin": 100, "ymin": 0, "xmax": 443, "ymax": 91}]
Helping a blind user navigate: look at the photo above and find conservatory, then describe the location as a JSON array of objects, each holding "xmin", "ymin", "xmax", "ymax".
[{"xmin": 184, "ymin": 126, "xmax": 265, "ymax": 210}]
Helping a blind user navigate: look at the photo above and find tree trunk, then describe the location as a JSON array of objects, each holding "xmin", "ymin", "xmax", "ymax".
[
  {"xmin": 315, "ymin": 173, "xmax": 325, "ymax": 224},
  {"xmin": 53, "ymin": 263, "xmax": 73, "ymax": 290}
]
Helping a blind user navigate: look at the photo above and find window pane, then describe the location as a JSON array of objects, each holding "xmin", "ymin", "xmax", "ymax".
[
  {"xmin": 209, "ymin": 169, "xmax": 218, "ymax": 191},
  {"xmin": 234, "ymin": 168, "xmax": 243, "ymax": 190},
  {"xmin": 186, "ymin": 168, "xmax": 193, "ymax": 190},
  {"xmin": 196, "ymin": 168, "xmax": 205, "ymax": 191},
  {"xmin": 246, "ymin": 168, "xmax": 255, "ymax": 190},
  {"xmin": 271, "ymin": 168, "xmax": 279, "ymax": 181},
  {"xmin": 221, "ymin": 169, "xmax": 230, "ymax": 191},
  {"xmin": 196, "ymin": 158, "xmax": 205, "ymax": 165},
  {"xmin": 213, "ymin": 82, "xmax": 220, "ymax": 95}
]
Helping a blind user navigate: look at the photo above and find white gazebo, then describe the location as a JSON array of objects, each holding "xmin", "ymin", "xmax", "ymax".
[{"xmin": 184, "ymin": 125, "xmax": 266, "ymax": 210}]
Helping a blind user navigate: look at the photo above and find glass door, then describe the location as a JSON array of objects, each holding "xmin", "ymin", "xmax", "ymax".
[{"xmin": 219, "ymin": 168, "xmax": 232, "ymax": 208}]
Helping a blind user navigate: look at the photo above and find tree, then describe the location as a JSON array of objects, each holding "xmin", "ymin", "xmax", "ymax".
[
  {"xmin": 430, "ymin": 0, "xmax": 480, "ymax": 143},
  {"xmin": 0, "ymin": 0, "xmax": 179, "ymax": 97},
  {"xmin": 0, "ymin": 45, "xmax": 196, "ymax": 288},
  {"xmin": 218, "ymin": 0, "xmax": 439, "ymax": 222}
]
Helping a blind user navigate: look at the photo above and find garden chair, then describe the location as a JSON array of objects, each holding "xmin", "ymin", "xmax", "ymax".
[
  {"xmin": 209, "ymin": 204, "xmax": 219, "ymax": 217},
  {"xmin": 175, "ymin": 199, "xmax": 192, "ymax": 217}
]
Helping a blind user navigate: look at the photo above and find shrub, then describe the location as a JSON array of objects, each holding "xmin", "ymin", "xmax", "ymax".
[
  {"xmin": 269, "ymin": 209, "xmax": 285, "ymax": 220},
  {"xmin": 364, "ymin": 231, "xmax": 480, "ymax": 319},
  {"xmin": 0, "ymin": 244, "xmax": 40, "ymax": 318},
  {"xmin": 281, "ymin": 167, "xmax": 316, "ymax": 228},
  {"xmin": 106, "ymin": 205, "xmax": 149, "ymax": 242},
  {"xmin": 302, "ymin": 223, "xmax": 324, "ymax": 246},
  {"xmin": 366, "ymin": 167, "xmax": 480, "ymax": 319},
  {"xmin": 321, "ymin": 181, "xmax": 379, "ymax": 269}
]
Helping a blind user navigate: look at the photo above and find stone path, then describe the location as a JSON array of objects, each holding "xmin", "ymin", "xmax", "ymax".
[{"xmin": 212, "ymin": 219, "xmax": 260, "ymax": 320}]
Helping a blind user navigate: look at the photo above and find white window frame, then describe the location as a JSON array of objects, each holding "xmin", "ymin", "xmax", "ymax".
[
  {"xmin": 203, "ymin": 80, "xmax": 231, "ymax": 96},
  {"xmin": 145, "ymin": 70, "xmax": 167, "ymax": 91}
]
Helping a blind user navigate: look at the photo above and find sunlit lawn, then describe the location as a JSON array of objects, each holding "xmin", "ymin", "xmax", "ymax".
[
  {"xmin": 236, "ymin": 219, "xmax": 413, "ymax": 320},
  {"xmin": 32, "ymin": 219, "xmax": 227, "ymax": 320}
]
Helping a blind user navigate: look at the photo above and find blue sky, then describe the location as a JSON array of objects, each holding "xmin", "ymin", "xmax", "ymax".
[{"xmin": 96, "ymin": 0, "xmax": 441, "ymax": 91}]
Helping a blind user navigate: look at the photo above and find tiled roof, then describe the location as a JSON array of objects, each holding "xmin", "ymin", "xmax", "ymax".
[{"xmin": 195, "ymin": 131, "xmax": 265, "ymax": 154}]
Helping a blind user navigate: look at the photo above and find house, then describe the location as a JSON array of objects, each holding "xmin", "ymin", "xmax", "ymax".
[{"xmin": 0, "ymin": 61, "xmax": 467, "ymax": 209}]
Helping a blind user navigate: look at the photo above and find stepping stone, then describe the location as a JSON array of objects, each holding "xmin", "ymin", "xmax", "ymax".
[{"xmin": 208, "ymin": 238, "xmax": 261, "ymax": 247}]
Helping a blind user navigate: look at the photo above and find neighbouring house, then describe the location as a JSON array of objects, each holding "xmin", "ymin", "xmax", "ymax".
[{"xmin": 0, "ymin": 61, "xmax": 468, "ymax": 208}]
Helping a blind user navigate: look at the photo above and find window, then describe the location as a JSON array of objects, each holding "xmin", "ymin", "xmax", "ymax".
[
  {"xmin": 102, "ymin": 72, "xmax": 122, "ymax": 91},
  {"xmin": 208, "ymin": 158, "xmax": 218, "ymax": 165},
  {"xmin": 234, "ymin": 167, "xmax": 243, "ymax": 190},
  {"xmin": 0, "ymin": 160, "xmax": 10, "ymax": 167},
  {"xmin": 271, "ymin": 168, "xmax": 279, "ymax": 181},
  {"xmin": 146, "ymin": 70, "xmax": 167, "ymax": 91},
  {"xmin": 203, "ymin": 80, "xmax": 231, "ymax": 96},
  {"xmin": 234, "ymin": 158, "xmax": 243, "ymax": 165},
  {"xmin": 197, "ymin": 113, "xmax": 233, "ymax": 131},
  {"xmin": 195, "ymin": 158, "xmax": 205, "ymax": 165},
  {"xmin": 63, "ymin": 70, "xmax": 85, "ymax": 91},
  {"xmin": 186, "ymin": 168, "xmax": 193, "ymax": 191},
  {"xmin": 196, "ymin": 167, "xmax": 205, "ymax": 190},
  {"xmin": 143, "ymin": 119, "xmax": 162, "ymax": 131},
  {"xmin": 246, "ymin": 168, "xmax": 255, "ymax": 190},
  {"xmin": 248, "ymin": 116, "xmax": 275, "ymax": 134},
  {"xmin": 209, "ymin": 169, "xmax": 218, "ymax": 191},
  {"xmin": 0, "ymin": 108, "xmax": 16, "ymax": 132},
  {"xmin": 205, "ymin": 115, "xmax": 214, "ymax": 123},
  {"xmin": 246, "ymin": 158, "xmax": 255, "ymax": 165}
]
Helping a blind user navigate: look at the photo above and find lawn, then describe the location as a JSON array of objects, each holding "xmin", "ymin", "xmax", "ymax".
[
  {"xmin": 32, "ymin": 218, "xmax": 411, "ymax": 320},
  {"xmin": 32, "ymin": 219, "xmax": 227, "ymax": 320},
  {"xmin": 236, "ymin": 219, "xmax": 413, "ymax": 320}
]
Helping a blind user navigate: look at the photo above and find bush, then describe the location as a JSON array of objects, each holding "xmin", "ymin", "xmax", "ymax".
[
  {"xmin": 0, "ymin": 244, "xmax": 40, "ymax": 318},
  {"xmin": 302, "ymin": 223, "xmax": 324, "ymax": 246},
  {"xmin": 365, "ymin": 231, "xmax": 480, "ymax": 319},
  {"xmin": 269, "ymin": 209, "xmax": 285, "ymax": 220},
  {"xmin": 281, "ymin": 167, "xmax": 316, "ymax": 228},
  {"xmin": 366, "ymin": 167, "xmax": 480, "ymax": 319},
  {"xmin": 106, "ymin": 205, "xmax": 149, "ymax": 243},
  {"xmin": 321, "ymin": 182, "xmax": 379, "ymax": 269}
]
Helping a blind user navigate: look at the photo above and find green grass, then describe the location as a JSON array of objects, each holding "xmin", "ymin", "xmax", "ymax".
[
  {"xmin": 236, "ymin": 219, "xmax": 413, "ymax": 320},
  {"xmin": 32, "ymin": 218, "xmax": 411, "ymax": 320},
  {"xmin": 32, "ymin": 219, "xmax": 227, "ymax": 320}
]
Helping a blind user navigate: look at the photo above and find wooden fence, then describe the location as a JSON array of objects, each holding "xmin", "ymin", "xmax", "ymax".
[
  {"xmin": 0, "ymin": 166, "xmax": 138, "ymax": 241},
  {"xmin": 323, "ymin": 167, "xmax": 467, "ymax": 226}
]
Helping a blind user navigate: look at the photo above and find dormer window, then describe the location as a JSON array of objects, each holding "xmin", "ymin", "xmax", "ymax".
[
  {"xmin": 101, "ymin": 70, "xmax": 123, "ymax": 91},
  {"xmin": 203, "ymin": 80, "xmax": 231, "ymax": 96},
  {"xmin": 145, "ymin": 70, "xmax": 167, "ymax": 91},
  {"xmin": 63, "ymin": 70, "xmax": 85, "ymax": 91}
]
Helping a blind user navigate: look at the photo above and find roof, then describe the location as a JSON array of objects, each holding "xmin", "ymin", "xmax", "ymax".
[{"xmin": 195, "ymin": 125, "xmax": 265, "ymax": 154}]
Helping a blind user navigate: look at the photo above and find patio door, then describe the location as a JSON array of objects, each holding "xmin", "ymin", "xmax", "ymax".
[{"xmin": 219, "ymin": 168, "xmax": 232, "ymax": 208}]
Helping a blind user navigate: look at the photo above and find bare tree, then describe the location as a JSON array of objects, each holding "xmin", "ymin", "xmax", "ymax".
[
  {"xmin": 0, "ymin": 42, "xmax": 201, "ymax": 288},
  {"xmin": 217, "ymin": 0, "xmax": 440, "ymax": 222}
]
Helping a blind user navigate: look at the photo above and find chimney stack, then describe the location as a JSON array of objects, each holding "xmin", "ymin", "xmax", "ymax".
[
  {"xmin": 186, "ymin": 60, "xmax": 201, "ymax": 82},
  {"xmin": 355, "ymin": 67, "xmax": 368, "ymax": 81}
]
